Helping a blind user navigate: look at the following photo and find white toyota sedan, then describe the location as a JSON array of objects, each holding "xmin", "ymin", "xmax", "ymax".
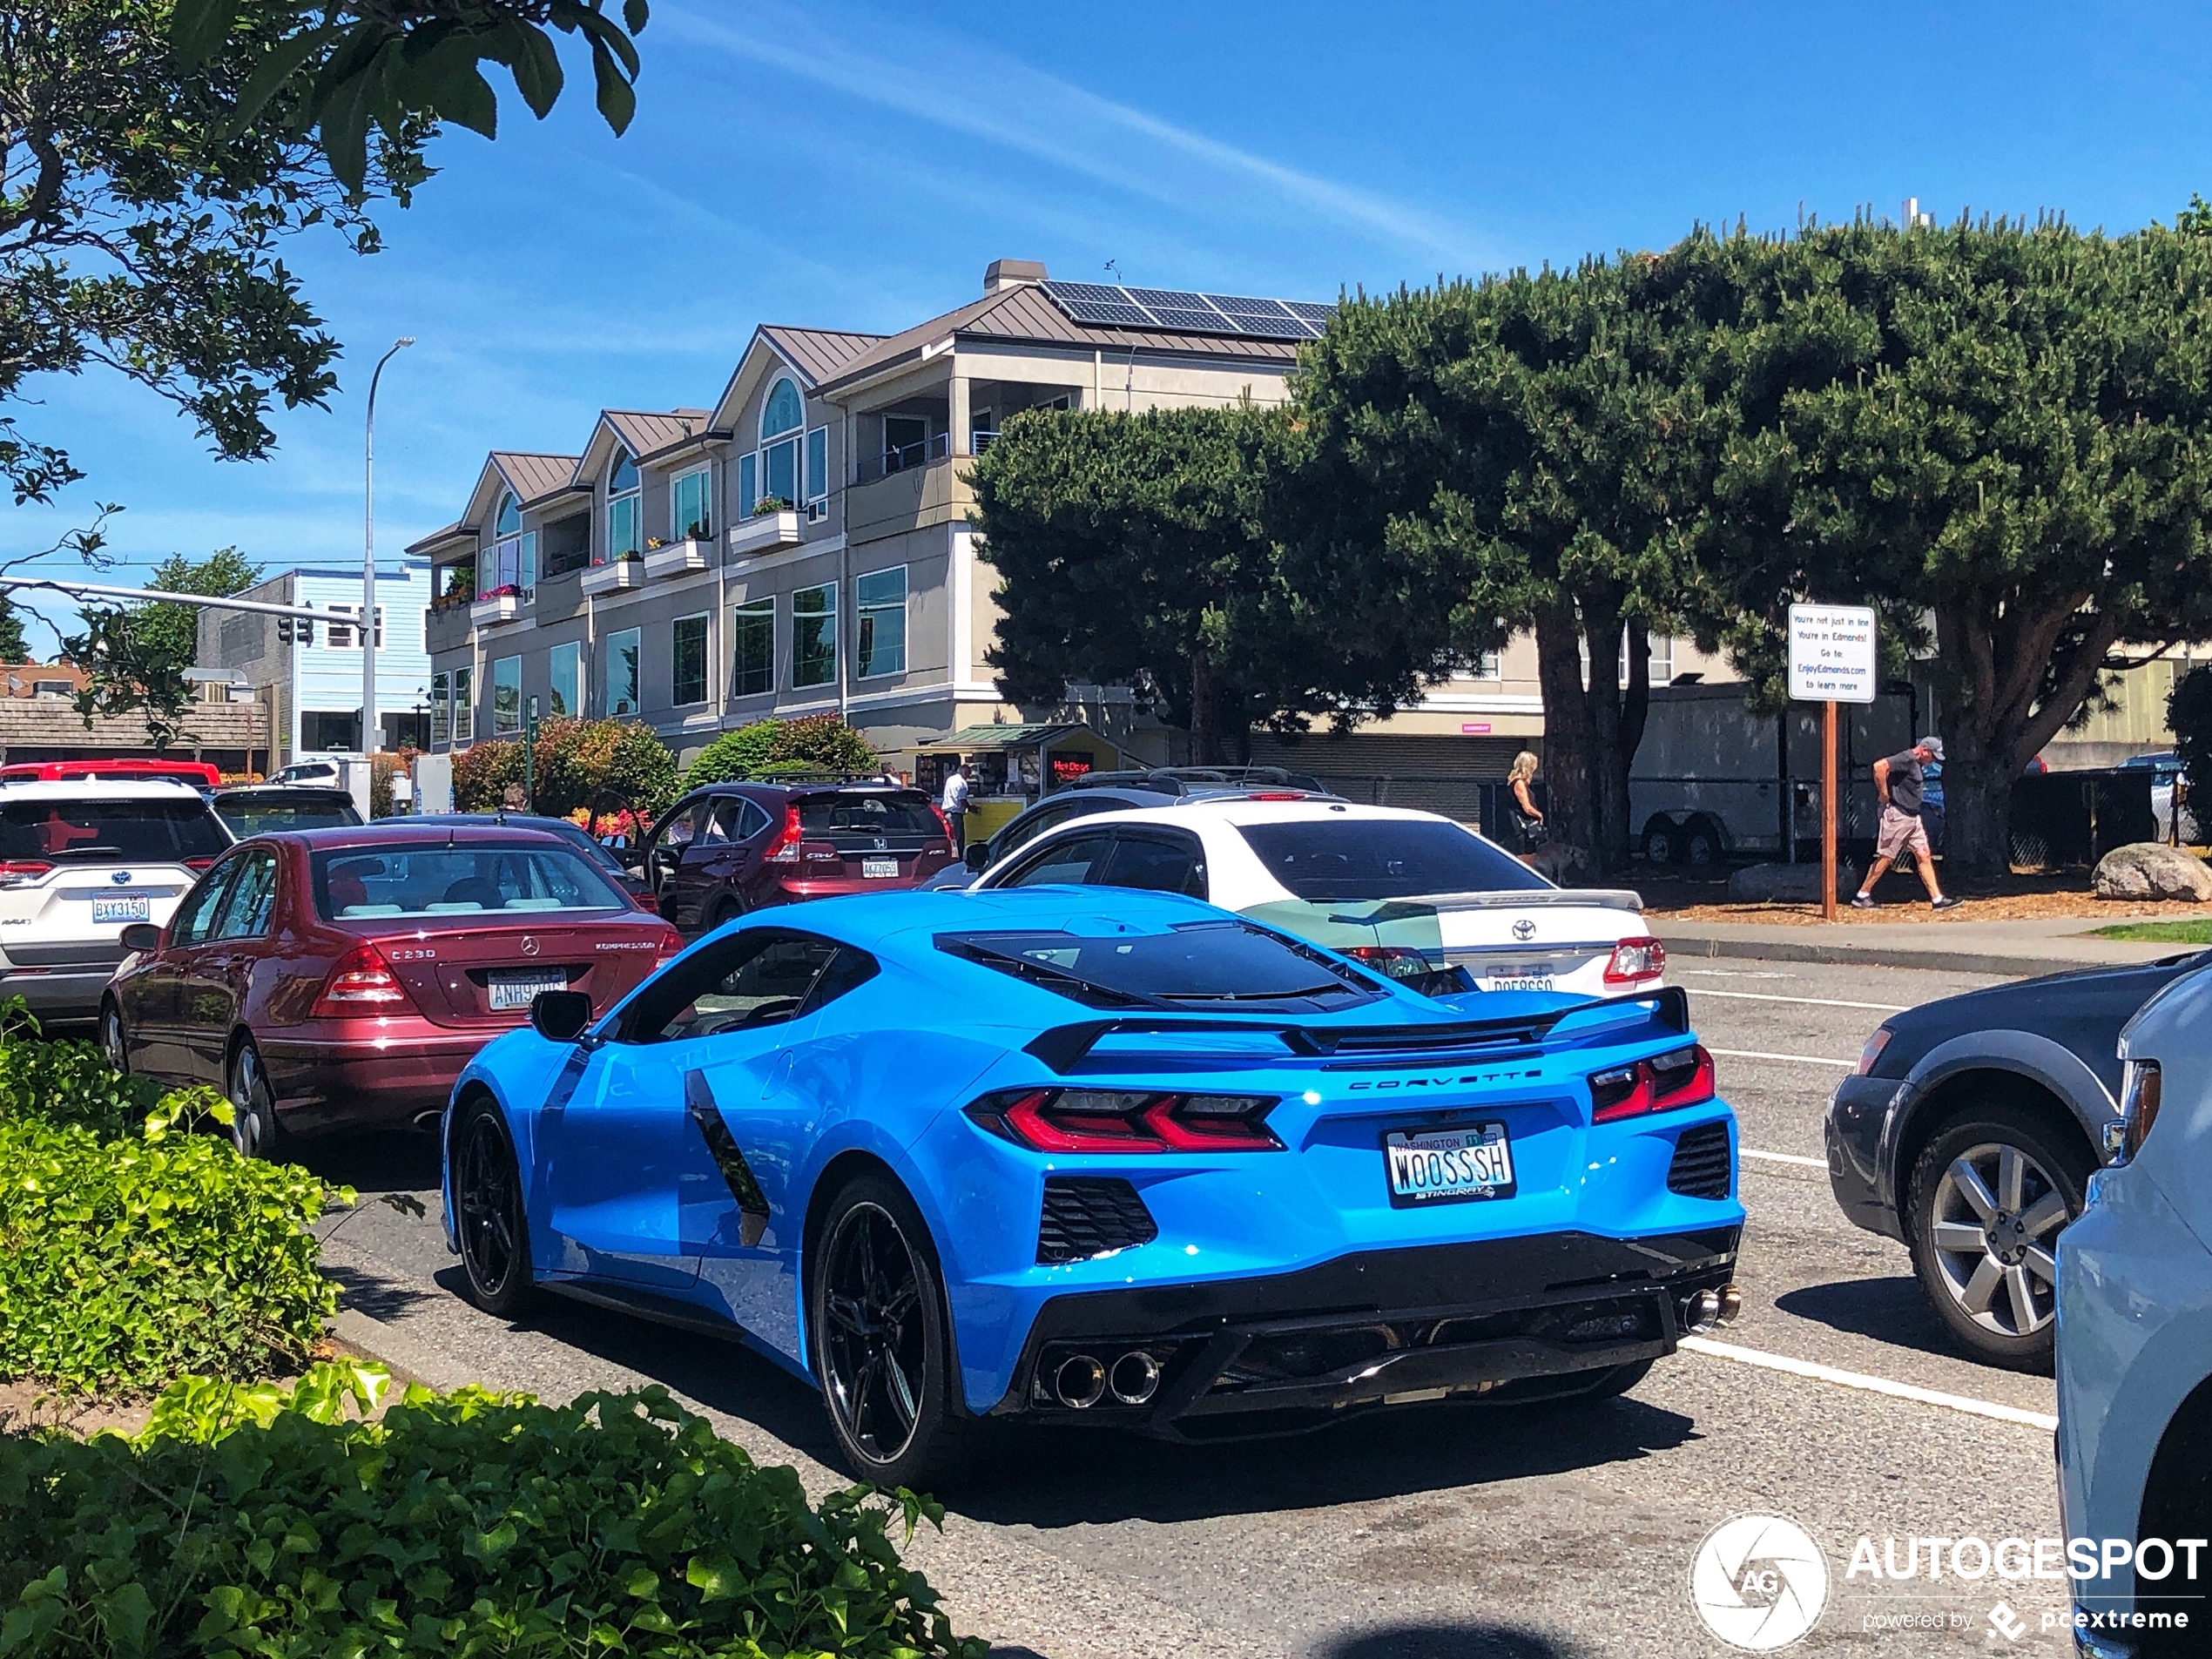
[{"xmin": 969, "ymin": 798, "xmax": 1662, "ymax": 999}]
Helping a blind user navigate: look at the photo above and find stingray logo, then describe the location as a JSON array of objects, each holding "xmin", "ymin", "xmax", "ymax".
[
  {"xmin": 1689, "ymin": 1514, "xmax": 1829, "ymax": 1650},
  {"xmin": 1511, "ymin": 918, "xmax": 1536, "ymax": 941}
]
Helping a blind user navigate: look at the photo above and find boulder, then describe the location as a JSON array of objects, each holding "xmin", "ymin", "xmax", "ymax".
[
  {"xmin": 2094, "ymin": 841, "xmax": 2212, "ymax": 901},
  {"xmin": 1726, "ymin": 861, "xmax": 1862, "ymax": 904}
]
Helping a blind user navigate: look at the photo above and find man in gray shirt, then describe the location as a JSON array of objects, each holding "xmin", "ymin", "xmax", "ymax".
[{"xmin": 1852, "ymin": 737, "xmax": 1961, "ymax": 910}]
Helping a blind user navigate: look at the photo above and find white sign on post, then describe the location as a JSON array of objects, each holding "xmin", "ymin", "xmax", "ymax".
[{"xmin": 1787, "ymin": 604, "xmax": 1878, "ymax": 705}]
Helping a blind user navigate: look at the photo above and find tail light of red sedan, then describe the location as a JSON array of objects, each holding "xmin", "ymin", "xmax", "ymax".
[
  {"xmin": 763, "ymin": 804, "xmax": 804, "ymax": 865},
  {"xmin": 1590, "ymin": 1044, "xmax": 1715, "ymax": 1123},
  {"xmin": 310, "ymin": 941, "xmax": 413, "ymax": 1017}
]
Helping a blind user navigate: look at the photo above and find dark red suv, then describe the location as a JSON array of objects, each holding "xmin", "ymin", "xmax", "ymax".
[{"xmin": 641, "ymin": 780, "xmax": 957, "ymax": 934}]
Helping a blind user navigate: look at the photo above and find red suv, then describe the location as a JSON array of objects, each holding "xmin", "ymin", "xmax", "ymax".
[{"xmin": 641, "ymin": 780, "xmax": 957, "ymax": 934}]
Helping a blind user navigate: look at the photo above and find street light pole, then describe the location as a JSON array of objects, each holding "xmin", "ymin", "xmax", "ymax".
[{"xmin": 364, "ymin": 336, "xmax": 415, "ymax": 755}]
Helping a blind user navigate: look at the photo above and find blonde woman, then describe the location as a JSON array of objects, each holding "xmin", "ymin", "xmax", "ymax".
[{"xmin": 1507, "ymin": 751, "xmax": 1546, "ymax": 862}]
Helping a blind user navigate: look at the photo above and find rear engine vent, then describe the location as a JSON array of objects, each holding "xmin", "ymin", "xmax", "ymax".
[
  {"xmin": 1037, "ymin": 1177, "xmax": 1157, "ymax": 1264},
  {"xmin": 1667, "ymin": 1122, "xmax": 1733, "ymax": 1199}
]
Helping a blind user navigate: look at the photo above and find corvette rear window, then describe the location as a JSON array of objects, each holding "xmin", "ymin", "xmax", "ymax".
[
  {"xmin": 937, "ymin": 921, "xmax": 1384, "ymax": 1012},
  {"xmin": 0, "ymin": 798, "xmax": 226, "ymax": 863},
  {"xmin": 310, "ymin": 842, "xmax": 627, "ymax": 921},
  {"xmin": 1237, "ymin": 819, "xmax": 1545, "ymax": 900}
]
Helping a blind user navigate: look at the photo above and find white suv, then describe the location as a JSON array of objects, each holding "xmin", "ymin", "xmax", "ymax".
[
  {"xmin": 972, "ymin": 798, "xmax": 1663, "ymax": 999},
  {"xmin": 0, "ymin": 781, "xmax": 231, "ymax": 1022}
]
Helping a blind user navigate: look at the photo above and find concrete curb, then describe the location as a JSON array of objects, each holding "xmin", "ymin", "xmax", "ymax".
[
  {"xmin": 330, "ymin": 1305, "xmax": 469, "ymax": 1392},
  {"xmin": 1658, "ymin": 930, "xmax": 2112, "ymax": 980}
]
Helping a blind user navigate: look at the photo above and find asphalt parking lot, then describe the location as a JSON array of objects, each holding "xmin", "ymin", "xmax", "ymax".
[{"xmin": 306, "ymin": 959, "xmax": 2083, "ymax": 1657}]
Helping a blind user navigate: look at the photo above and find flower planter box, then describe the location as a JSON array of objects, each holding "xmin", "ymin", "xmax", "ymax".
[
  {"xmin": 728, "ymin": 510, "xmax": 802, "ymax": 558},
  {"xmin": 582, "ymin": 559, "xmax": 644, "ymax": 597},
  {"xmin": 644, "ymin": 538, "xmax": 712, "ymax": 579},
  {"xmin": 469, "ymin": 592, "xmax": 521, "ymax": 627}
]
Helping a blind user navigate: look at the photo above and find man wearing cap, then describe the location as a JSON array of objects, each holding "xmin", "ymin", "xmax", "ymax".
[{"xmin": 1853, "ymin": 736, "xmax": 1961, "ymax": 910}]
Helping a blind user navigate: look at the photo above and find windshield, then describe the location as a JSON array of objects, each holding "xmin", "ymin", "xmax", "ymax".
[
  {"xmin": 937, "ymin": 921, "xmax": 1384, "ymax": 1012},
  {"xmin": 216, "ymin": 794, "xmax": 361, "ymax": 834},
  {"xmin": 0, "ymin": 798, "xmax": 227, "ymax": 864},
  {"xmin": 798, "ymin": 792, "xmax": 944, "ymax": 845},
  {"xmin": 309, "ymin": 841, "xmax": 628, "ymax": 921},
  {"xmin": 1238, "ymin": 818, "xmax": 1546, "ymax": 900}
]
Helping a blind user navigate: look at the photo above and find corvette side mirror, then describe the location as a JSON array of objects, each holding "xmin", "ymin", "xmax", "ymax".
[{"xmin": 530, "ymin": 989, "xmax": 593, "ymax": 1043}]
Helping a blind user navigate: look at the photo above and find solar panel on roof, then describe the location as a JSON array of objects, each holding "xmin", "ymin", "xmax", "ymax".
[
  {"xmin": 1122, "ymin": 287, "xmax": 1203, "ymax": 308},
  {"xmin": 1284, "ymin": 300, "xmax": 1336, "ymax": 323},
  {"xmin": 1148, "ymin": 307, "xmax": 1239, "ymax": 333},
  {"xmin": 1038, "ymin": 280, "xmax": 1332, "ymax": 341},
  {"xmin": 1048, "ymin": 280, "xmax": 1136, "ymax": 303},
  {"xmin": 1056, "ymin": 299, "xmax": 1160, "ymax": 328},
  {"xmin": 1207, "ymin": 295, "xmax": 1298, "ymax": 319}
]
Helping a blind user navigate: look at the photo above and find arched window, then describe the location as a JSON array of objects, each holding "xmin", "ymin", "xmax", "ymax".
[
  {"xmin": 604, "ymin": 446, "xmax": 641, "ymax": 562},
  {"xmin": 481, "ymin": 489, "xmax": 535, "ymax": 597},
  {"xmin": 494, "ymin": 490, "xmax": 521, "ymax": 536},
  {"xmin": 750, "ymin": 379, "xmax": 803, "ymax": 514},
  {"xmin": 761, "ymin": 379, "xmax": 802, "ymax": 440}
]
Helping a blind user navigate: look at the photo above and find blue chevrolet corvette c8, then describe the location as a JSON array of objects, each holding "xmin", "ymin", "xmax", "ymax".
[{"xmin": 441, "ymin": 886, "xmax": 1743, "ymax": 1487}]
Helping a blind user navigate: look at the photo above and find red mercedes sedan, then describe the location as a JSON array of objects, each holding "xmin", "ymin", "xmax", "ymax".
[{"xmin": 100, "ymin": 824, "xmax": 681, "ymax": 1157}]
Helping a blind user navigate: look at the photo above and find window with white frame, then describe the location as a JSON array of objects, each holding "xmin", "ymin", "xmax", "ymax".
[
  {"xmin": 431, "ymin": 671, "xmax": 450, "ymax": 746},
  {"xmin": 481, "ymin": 490, "xmax": 536, "ymax": 596},
  {"xmin": 855, "ymin": 566, "xmax": 906, "ymax": 678},
  {"xmin": 731, "ymin": 597, "xmax": 772, "ymax": 697},
  {"xmin": 756, "ymin": 380, "xmax": 802, "ymax": 512},
  {"xmin": 492, "ymin": 655, "xmax": 522, "ymax": 736},
  {"xmin": 326, "ymin": 604, "xmax": 385, "ymax": 651},
  {"xmin": 737, "ymin": 451, "xmax": 756, "ymax": 521},
  {"xmin": 671, "ymin": 614, "xmax": 709, "ymax": 706},
  {"xmin": 1470, "ymin": 649, "xmax": 1501, "ymax": 680},
  {"xmin": 549, "ymin": 641, "xmax": 583, "ymax": 718},
  {"xmin": 453, "ymin": 665, "xmax": 475, "ymax": 744},
  {"xmin": 604, "ymin": 627, "xmax": 641, "ymax": 717},
  {"xmin": 805, "ymin": 427, "xmax": 827, "ymax": 514},
  {"xmin": 792, "ymin": 583, "xmax": 836, "ymax": 688},
  {"xmin": 670, "ymin": 467, "xmax": 712, "ymax": 543},
  {"xmin": 604, "ymin": 448, "xmax": 641, "ymax": 562}
]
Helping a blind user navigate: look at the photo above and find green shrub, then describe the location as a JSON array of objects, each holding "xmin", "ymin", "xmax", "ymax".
[
  {"xmin": 455, "ymin": 721, "xmax": 680, "ymax": 820},
  {"xmin": 0, "ymin": 1019, "xmax": 163, "ymax": 1137},
  {"xmin": 0, "ymin": 1364, "xmax": 988, "ymax": 1659},
  {"xmin": 684, "ymin": 716, "xmax": 879, "ymax": 788},
  {"xmin": 451, "ymin": 735, "xmax": 525, "ymax": 810}
]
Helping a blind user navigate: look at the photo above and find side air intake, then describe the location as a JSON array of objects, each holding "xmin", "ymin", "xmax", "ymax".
[
  {"xmin": 1037, "ymin": 1177, "xmax": 1158, "ymax": 1264},
  {"xmin": 1667, "ymin": 1122, "xmax": 1734, "ymax": 1199}
]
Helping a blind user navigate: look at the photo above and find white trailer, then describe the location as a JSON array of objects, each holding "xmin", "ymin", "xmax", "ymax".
[{"xmin": 1629, "ymin": 680, "xmax": 1917, "ymax": 865}]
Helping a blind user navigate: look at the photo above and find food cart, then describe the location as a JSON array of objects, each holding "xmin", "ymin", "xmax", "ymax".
[{"xmin": 912, "ymin": 724, "xmax": 1128, "ymax": 846}]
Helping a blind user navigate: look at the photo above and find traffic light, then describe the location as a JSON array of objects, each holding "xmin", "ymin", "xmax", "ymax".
[
  {"xmin": 276, "ymin": 615, "xmax": 291, "ymax": 645},
  {"xmin": 277, "ymin": 612, "xmax": 314, "ymax": 645}
]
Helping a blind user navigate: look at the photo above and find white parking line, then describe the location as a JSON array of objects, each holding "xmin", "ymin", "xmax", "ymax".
[
  {"xmin": 1690, "ymin": 988, "xmax": 1911, "ymax": 1013},
  {"xmin": 1711, "ymin": 1048, "xmax": 1857, "ymax": 1068},
  {"xmin": 1743, "ymin": 1148, "xmax": 1826, "ymax": 1169},
  {"xmin": 1679, "ymin": 1335, "xmax": 2060, "ymax": 1432}
]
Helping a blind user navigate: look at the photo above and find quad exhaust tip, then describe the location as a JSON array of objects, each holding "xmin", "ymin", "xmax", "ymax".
[
  {"xmin": 1109, "ymin": 1350, "xmax": 1160, "ymax": 1406},
  {"xmin": 1680, "ymin": 1284, "xmax": 1743, "ymax": 1335},
  {"xmin": 1053, "ymin": 1354, "xmax": 1107, "ymax": 1409}
]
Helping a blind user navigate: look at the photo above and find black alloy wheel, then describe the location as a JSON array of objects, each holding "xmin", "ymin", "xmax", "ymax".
[
  {"xmin": 226, "ymin": 1041, "xmax": 285, "ymax": 1161},
  {"xmin": 99, "ymin": 999, "xmax": 128, "ymax": 1076},
  {"xmin": 811, "ymin": 1173, "xmax": 973, "ymax": 1489},
  {"xmin": 455, "ymin": 1099, "xmax": 535, "ymax": 1316}
]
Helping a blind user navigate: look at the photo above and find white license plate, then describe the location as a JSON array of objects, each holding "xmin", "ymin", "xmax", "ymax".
[
  {"xmin": 1386, "ymin": 1122, "xmax": 1516, "ymax": 1207},
  {"xmin": 489, "ymin": 971, "xmax": 569, "ymax": 1011},
  {"xmin": 92, "ymin": 895, "xmax": 150, "ymax": 924},
  {"xmin": 861, "ymin": 857, "xmax": 899, "ymax": 879},
  {"xmin": 1485, "ymin": 974, "xmax": 1554, "ymax": 992}
]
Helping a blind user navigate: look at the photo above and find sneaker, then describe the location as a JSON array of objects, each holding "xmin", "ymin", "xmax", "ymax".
[
  {"xmin": 1932, "ymin": 895, "xmax": 1963, "ymax": 911},
  {"xmin": 1850, "ymin": 894, "xmax": 1876, "ymax": 909}
]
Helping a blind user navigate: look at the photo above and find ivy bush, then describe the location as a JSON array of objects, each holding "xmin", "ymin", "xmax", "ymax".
[
  {"xmin": 0, "ymin": 1016, "xmax": 346, "ymax": 1396},
  {"xmin": 0, "ymin": 1364, "xmax": 987, "ymax": 1659}
]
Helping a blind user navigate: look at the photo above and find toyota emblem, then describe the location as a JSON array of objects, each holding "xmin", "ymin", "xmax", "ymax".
[
  {"xmin": 520, "ymin": 936, "xmax": 540, "ymax": 957},
  {"xmin": 1512, "ymin": 919, "xmax": 1537, "ymax": 941}
]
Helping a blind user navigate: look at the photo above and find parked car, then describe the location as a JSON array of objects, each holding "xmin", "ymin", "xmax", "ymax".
[
  {"xmin": 101, "ymin": 824, "xmax": 680, "ymax": 1157},
  {"xmin": 442, "ymin": 885, "xmax": 1741, "ymax": 1487},
  {"xmin": 0, "ymin": 758, "xmax": 222, "ymax": 791},
  {"xmin": 2122, "ymin": 750, "xmax": 2200, "ymax": 844},
  {"xmin": 0, "ymin": 781, "xmax": 228, "ymax": 1023},
  {"xmin": 637, "ymin": 779, "xmax": 958, "ymax": 934},
  {"xmin": 1824, "ymin": 953, "xmax": 2203, "ymax": 1369},
  {"xmin": 407, "ymin": 812, "xmax": 653, "ymax": 904},
  {"xmin": 2057, "ymin": 962, "xmax": 2212, "ymax": 1654},
  {"xmin": 968, "ymin": 799, "xmax": 1666, "ymax": 1000},
  {"xmin": 212, "ymin": 785, "xmax": 361, "ymax": 837},
  {"xmin": 919, "ymin": 769, "xmax": 1338, "ymax": 892}
]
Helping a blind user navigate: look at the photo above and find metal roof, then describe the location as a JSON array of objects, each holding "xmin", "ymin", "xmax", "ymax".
[
  {"xmin": 939, "ymin": 723, "xmax": 1094, "ymax": 747},
  {"xmin": 490, "ymin": 451, "xmax": 581, "ymax": 504},
  {"xmin": 759, "ymin": 326, "xmax": 887, "ymax": 382},
  {"xmin": 603, "ymin": 408, "xmax": 711, "ymax": 459}
]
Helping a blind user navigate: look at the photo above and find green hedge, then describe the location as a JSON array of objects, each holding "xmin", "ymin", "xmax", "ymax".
[
  {"xmin": 0, "ymin": 1020, "xmax": 345, "ymax": 1396},
  {"xmin": 453, "ymin": 718, "xmax": 680, "ymax": 821},
  {"xmin": 684, "ymin": 717, "xmax": 880, "ymax": 789},
  {"xmin": 0, "ymin": 1364, "xmax": 987, "ymax": 1659}
]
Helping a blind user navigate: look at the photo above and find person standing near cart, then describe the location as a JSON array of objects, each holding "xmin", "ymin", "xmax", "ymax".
[
  {"xmin": 1852, "ymin": 737, "xmax": 1961, "ymax": 910},
  {"xmin": 940, "ymin": 759, "xmax": 970, "ymax": 852}
]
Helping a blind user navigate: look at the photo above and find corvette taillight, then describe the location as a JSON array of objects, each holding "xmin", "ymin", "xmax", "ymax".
[
  {"xmin": 310, "ymin": 942, "xmax": 412, "ymax": 1017},
  {"xmin": 1590, "ymin": 1044, "xmax": 1715, "ymax": 1123},
  {"xmin": 966, "ymin": 1088, "xmax": 1281, "ymax": 1153},
  {"xmin": 1602, "ymin": 936, "xmax": 1667, "ymax": 987},
  {"xmin": 763, "ymin": 804, "xmax": 803, "ymax": 865}
]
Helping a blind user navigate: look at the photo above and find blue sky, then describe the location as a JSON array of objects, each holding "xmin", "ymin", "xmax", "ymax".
[{"xmin": 9, "ymin": 0, "xmax": 2211, "ymax": 647}]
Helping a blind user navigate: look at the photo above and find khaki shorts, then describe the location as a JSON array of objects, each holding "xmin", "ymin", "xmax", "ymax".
[{"xmin": 1876, "ymin": 806, "xmax": 1930, "ymax": 861}]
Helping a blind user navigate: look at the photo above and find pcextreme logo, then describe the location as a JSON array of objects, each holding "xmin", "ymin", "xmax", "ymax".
[{"xmin": 1689, "ymin": 1514, "xmax": 1830, "ymax": 1650}]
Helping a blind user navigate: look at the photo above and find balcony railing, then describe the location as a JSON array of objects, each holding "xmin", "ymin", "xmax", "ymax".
[{"xmin": 853, "ymin": 429, "xmax": 952, "ymax": 485}]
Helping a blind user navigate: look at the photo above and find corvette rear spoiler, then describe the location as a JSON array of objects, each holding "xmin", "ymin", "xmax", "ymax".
[{"xmin": 1022, "ymin": 986, "xmax": 1689, "ymax": 1074}]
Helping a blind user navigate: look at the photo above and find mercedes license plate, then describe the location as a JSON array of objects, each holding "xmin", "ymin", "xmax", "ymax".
[
  {"xmin": 91, "ymin": 895, "xmax": 149, "ymax": 924},
  {"xmin": 489, "ymin": 970, "xmax": 568, "ymax": 1011},
  {"xmin": 861, "ymin": 857, "xmax": 899, "ymax": 879},
  {"xmin": 1385, "ymin": 1122, "xmax": 1516, "ymax": 1207}
]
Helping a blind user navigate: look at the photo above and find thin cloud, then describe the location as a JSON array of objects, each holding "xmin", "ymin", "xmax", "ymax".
[{"xmin": 658, "ymin": 3, "xmax": 1490, "ymax": 272}]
